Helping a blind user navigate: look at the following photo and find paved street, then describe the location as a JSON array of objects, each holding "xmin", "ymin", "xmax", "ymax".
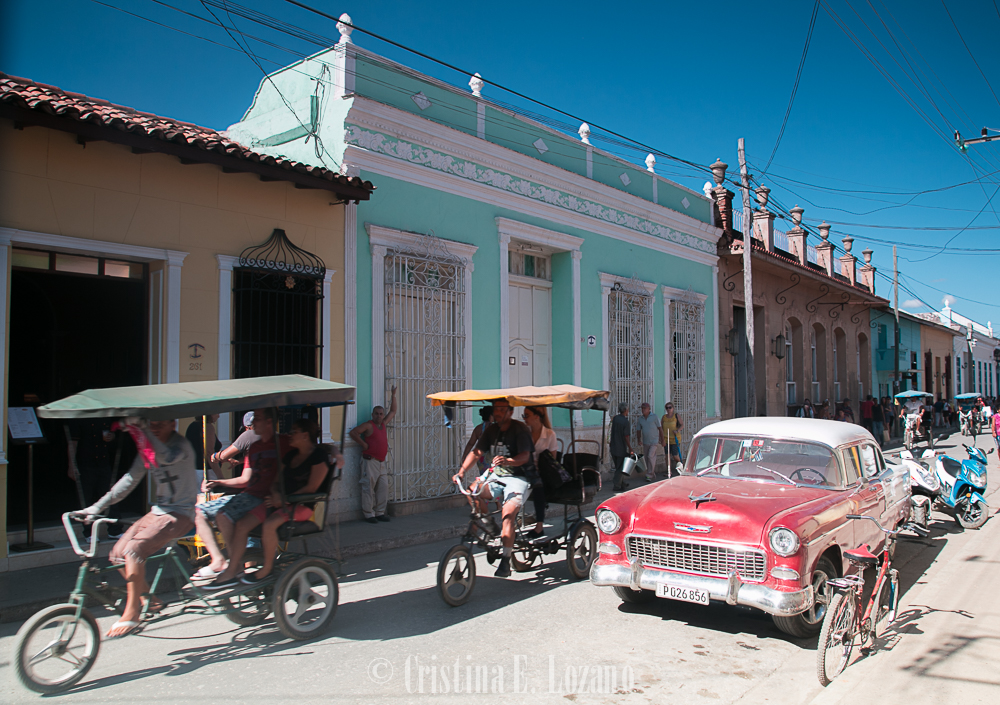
[{"xmin": 2, "ymin": 433, "xmax": 999, "ymax": 705}]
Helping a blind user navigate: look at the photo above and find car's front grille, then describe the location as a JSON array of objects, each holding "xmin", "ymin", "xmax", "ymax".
[{"xmin": 626, "ymin": 535, "xmax": 767, "ymax": 582}]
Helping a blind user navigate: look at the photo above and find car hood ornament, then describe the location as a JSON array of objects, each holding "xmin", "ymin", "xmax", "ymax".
[
  {"xmin": 674, "ymin": 522, "xmax": 712, "ymax": 534},
  {"xmin": 688, "ymin": 491, "xmax": 717, "ymax": 506}
]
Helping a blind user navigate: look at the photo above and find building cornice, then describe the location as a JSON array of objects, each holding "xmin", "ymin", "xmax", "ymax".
[{"xmin": 344, "ymin": 97, "xmax": 720, "ymax": 247}]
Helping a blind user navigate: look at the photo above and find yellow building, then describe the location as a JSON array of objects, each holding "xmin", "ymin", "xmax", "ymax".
[{"xmin": 0, "ymin": 74, "xmax": 373, "ymax": 568}]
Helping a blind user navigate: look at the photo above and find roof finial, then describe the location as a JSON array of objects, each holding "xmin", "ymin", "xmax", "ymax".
[
  {"xmin": 337, "ymin": 13, "xmax": 354, "ymax": 44},
  {"xmin": 578, "ymin": 123, "xmax": 591, "ymax": 144},
  {"xmin": 645, "ymin": 154, "xmax": 656, "ymax": 173},
  {"xmin": 469, "ymin": 73, "xmax": 484, "ymax": 97}
]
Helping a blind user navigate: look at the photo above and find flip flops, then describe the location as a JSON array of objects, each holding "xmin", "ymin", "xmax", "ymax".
[
  {"xmin": 191, "ymin": 563, "xmax": 227, "ymax": 581},
  {"xmin": 105, "ymin": 620, "xmax": 142, "ymax": 639}
]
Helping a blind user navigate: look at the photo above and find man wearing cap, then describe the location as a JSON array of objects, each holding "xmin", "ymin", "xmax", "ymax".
[
  {"xmin": 350, "ymin": 386, "xmax": 398, "ymax": 524},
  {"xmin": 636, "ymin": 402, "xmax": 663, "ymax": 482}
]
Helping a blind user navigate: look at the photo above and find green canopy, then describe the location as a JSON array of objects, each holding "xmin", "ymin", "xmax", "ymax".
[{"xmin": 37, "ymin": 375, "xmax": 355, "ymax": 420}]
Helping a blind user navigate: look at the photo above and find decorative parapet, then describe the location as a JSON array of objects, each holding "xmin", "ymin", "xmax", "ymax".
[{"xmin": 345, "ymin": 124, "xmax": 717, "ymax": 256}]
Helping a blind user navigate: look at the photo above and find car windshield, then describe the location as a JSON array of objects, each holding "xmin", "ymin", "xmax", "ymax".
[{"xmin": 685, "ymin": 435, "xmax": 845, "ymax": 489}]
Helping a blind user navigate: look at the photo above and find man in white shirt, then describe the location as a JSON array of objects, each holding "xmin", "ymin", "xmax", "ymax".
[
  {"xmin": 636, "ymin": 403, "xmax": 664, "ymax": 481},
  {"xmin": 900, "ymin": 396, "xmax": 925, "ymax": 438}
]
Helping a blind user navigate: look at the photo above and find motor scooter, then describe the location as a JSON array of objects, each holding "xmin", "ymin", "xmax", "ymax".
[
  {"xmin": 902, "ymin": 444, "xmax": 990, "ymax": 529},
  {"xmin": 898, "ymin": 448, "xmax": 940, "ymax": 533}
]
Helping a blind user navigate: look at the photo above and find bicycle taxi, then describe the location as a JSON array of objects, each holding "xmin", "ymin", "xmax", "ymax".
[
  {"xmin": 428, "ymin": 385, "xmax": 609, "ymax": 606},
  {"xmin": 14, "ymin": 375, "xmax": 352, "ymax": 694},
  {"xmin": 955, "ymin": 392, "xmax": 982, "ymax": 437}
]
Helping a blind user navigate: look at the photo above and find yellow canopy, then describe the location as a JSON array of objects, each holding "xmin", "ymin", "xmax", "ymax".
[{"xmin": 427, "ymin": 385, "xmax": 610, "ymax": 410}]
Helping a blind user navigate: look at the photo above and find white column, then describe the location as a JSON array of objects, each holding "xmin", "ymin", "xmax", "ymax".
[
  {"xmin": 344, "ymin": 200, "xmax": 358, "ymax": 429},
  {"xmin": 0, "ymin": 233, "xmax": 10, "ymax": 467},
  {"xmin": 663, "ymin": 291, "xmax": 673, "ymax": 405},
  {"xmin": 476, "ymin": 101, "xmax": 486, "ymax": 140},
  {"xmin": 586, "ymin": 146, "xmax": 593, "ymax": 179},
  {"xmin": 322, "ymin": 269, "xmax": 334, "ymax": 442},
  {"xmin": 601, "ymin": 283, "xmax": 611, "ymax": 394},
  {"xmin": 370, "ymin": 243, "xmax": 387, "ymax": 409},
  {"xmin": 499, "ymin": 231, "xmax": 511, "ymax": 387},
  {"xmin": 571, "ymin": 250, "xmax": 582, "ymax": 426},
  {"xmin": 712, "ymin": 265, "xmax": 721, "ymax": 418},
  {"xmin": 165, "ymin": 252, "xmax": 187, "ymax": 384},
  {"xmin": 215, "ymin": 254, "xmax": 237, "ymax": 442},
  {"xmin": 464, "ymin": 259, "xmax": 475, "ymax": 435}
]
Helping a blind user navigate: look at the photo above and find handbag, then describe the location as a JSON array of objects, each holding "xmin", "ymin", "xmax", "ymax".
[{"xmin": 538, "ymin": 450, "xmax": 572, "ymax": 492}]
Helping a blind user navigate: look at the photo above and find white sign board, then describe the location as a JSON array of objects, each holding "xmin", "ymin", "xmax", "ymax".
[{"xmin": 8, "ymin": 407, "xmax": 44, "ymax": 442}]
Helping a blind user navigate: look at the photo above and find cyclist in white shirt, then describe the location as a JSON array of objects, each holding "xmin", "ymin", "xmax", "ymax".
[{"xmin": 899, "ymin": 396, "xmax": 925, "ymax": 438}]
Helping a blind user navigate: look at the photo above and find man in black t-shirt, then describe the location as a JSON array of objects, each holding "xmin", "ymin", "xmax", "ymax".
[{"xmin": 454, "ymin": 399, "xmax": 534, "ymax": 578}]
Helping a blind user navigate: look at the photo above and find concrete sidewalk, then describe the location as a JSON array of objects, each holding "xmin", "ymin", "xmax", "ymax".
[
  {"xmin": 810, "ymin": 445, "xmax": 1000, "ymax": 704},
  {"xmin": 0, "ymin": 485, "xmax": 615, "ymax": 625}
]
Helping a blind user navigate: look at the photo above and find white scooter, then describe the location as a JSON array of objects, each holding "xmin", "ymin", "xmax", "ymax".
[{"xmin": 898, "ymin": 448, "xmax": 940, "ymax": 533}]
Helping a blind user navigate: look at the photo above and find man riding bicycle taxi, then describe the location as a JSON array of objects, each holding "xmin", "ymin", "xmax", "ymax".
[
  {"xmin": 899, "ymin": 395, "xmax": 925, "ymax": 438},
  {"xmin": 453, "ymin": 399, "xmax": 535, "ymax": 579},
  {"xmin": 72, "ymin": 418, "xmax": 198, "ymax": 638}
]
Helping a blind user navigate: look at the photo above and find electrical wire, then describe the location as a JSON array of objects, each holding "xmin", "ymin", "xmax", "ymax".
[
  {"xmin": 762, "ymin": 0, "xmax": 820, "ymax": 175},
  {"xmin": 940, "ymin": 0, "xmax": 1000, "ymax": 110}
]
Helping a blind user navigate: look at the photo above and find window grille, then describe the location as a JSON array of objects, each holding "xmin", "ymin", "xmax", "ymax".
[
  {"xmin": 608, "ymin": 279, "xmax": 654, "ymax": 443},
  {"xmin": 383, "ymin": 235, "xmax": 467, "ymax": 501},
  {"xmin": 811, "ymin": 330, "xmax": 820, "ymax": 401},
  {"xmin": 233, "ymin": 229, "xmax": 324, "ymax": 382},
  {"xmin": 671, "ymin": 293, "xmax": 706, "ymax": 437}
]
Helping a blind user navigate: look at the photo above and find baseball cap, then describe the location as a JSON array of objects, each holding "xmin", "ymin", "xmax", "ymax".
[{"xmin": 243, "ymin": 411, "xmax": 254, "ymax": 428}]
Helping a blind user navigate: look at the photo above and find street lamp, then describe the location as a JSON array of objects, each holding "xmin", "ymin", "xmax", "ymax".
[
  {"xmin": 773, "ymin": 333, "xmax": 786, "ymax": 359},
  {"xmin": 726, "ymin": 327, "xmax": 739, "ymax": 356}
]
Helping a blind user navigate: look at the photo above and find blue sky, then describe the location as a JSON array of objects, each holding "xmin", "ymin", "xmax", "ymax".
[{"xmin": 3, "ymin": 1, "xmax": 999, "ymax": 324}]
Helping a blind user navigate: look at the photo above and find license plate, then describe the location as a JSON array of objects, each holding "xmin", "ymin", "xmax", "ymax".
[{"xmin": 655, "ymin": 583, "xmax": 710, "ymax": 605}]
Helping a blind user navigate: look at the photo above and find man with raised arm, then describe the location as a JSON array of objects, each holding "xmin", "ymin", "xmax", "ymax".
[
  {"xmin": 452, "ymin": 399, "xmax": 535, "ymax": 578},
  {"xmin": 74, "ymin": 418, "xmax": 197, "ymax": 638},
  {"xmin": 350, "ymin": 386, "xmax": 397, "ymax": 524}
]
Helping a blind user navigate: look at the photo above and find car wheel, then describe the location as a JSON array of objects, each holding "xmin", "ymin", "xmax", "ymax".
[
  {"xmin": 772, "ymin": 556, "xmax": 837, "ymax": 638},
  {"xmin": 613, "ymin": 585, "xmax": 656, "ymax": 604}
]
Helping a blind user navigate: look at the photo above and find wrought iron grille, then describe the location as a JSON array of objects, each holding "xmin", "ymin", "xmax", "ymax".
[
  {"xmin": 384, "ymin": 235, "xmax": 467, "ymax": 502},
  {"xmin": 626, "ymin": 536, "xmax": 767, "ymax": 582},
  {"xmin": 608, "ymin": 280, "xmax": 654, "ymax": 444},
  {"xmin": 232, "ymin": 229, "xmax": 324, "ymax": 381},
  {"xmin": 671, "ymin": 292, "xmax": 706, "ymax": 436}
]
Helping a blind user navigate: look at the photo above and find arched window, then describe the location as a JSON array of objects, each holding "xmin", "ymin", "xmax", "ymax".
[
  {"xmin": 785, "ymin": 323, "xmax": 795, "ymax": 405},
  {"xmin": 812, "ymin": 324, "xmax": 827, "ymax": 402},
  {"xmin": 834, "ymin": 328, "xmax": 847, "ymax": 401}
]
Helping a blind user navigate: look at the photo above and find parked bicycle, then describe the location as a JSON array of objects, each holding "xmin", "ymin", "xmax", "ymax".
[{"xmin": 816, "ymin": 514, "xmax": 927, "ymax": 686}]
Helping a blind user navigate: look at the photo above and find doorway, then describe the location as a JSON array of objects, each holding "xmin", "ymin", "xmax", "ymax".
[
  {"xmin": 733, "ymin": 306, "xmax": 747, "ymax": 417},
  {"xmin": 508, "ymin": 281, "xmax": 551, "ymax": 388},
  {"xmin": 7, "ymin": 260, "xmax": 147, "ymax": 528}
]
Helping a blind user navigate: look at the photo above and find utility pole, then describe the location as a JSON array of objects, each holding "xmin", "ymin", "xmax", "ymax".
[
  {"xmin": 737, "ymin": 138, "xmax": 756, "ymax": 417},
  {"xmin": 893, "ymin": 245, "xmax": 900, "ymax": 396},
  {"xmin": 955, "ymin": 128, "xmax": 999, "ymax": 151}
]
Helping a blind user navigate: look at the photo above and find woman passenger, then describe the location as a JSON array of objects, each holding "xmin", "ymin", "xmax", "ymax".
[
  {"xmin": 523, "ymin": 406, "xmax": 557, "ymax": 540},
  {"xmin": 230, "ymin": 419, "xmax": 336, "ymax": 584}
]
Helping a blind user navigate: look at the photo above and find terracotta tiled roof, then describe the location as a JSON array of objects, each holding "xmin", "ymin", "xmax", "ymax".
[{"xmin": 0, "ymin": 73, "xmax": 374, "ymax": 198}]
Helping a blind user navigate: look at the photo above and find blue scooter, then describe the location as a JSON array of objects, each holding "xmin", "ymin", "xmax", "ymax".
[{"xmin": 931, "ymin": 444, "xmax": 991, "ymax": 529}]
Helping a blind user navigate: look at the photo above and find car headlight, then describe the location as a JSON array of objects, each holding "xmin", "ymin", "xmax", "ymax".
[
  {"xmin": 769, "ymin": 527, "xmax": 799, "ymax": 557},
  {"xmin": 597, "ymin": 508, "xmax": 622, "ymax": 535}
]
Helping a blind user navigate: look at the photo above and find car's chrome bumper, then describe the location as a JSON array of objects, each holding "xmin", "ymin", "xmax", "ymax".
[{"xmin": 590, "ymin": 559, "xmax": 814, "ymax": 617}]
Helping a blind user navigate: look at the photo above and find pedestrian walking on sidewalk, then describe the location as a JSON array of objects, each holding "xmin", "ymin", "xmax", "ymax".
[
  {"xmin": 350, "ymin": 386, "xmax": 397, "ymax": 524},
  {"xmin": 636, "ymin": 402, "xmax": 662, "ymax": 481},
  {"xmin": 661, "ymin": 402, "xmax": 684, "ymax": 477},
  {"xmin": 609, "ymin": 403, "xmax": 632, "ymax": 492}
]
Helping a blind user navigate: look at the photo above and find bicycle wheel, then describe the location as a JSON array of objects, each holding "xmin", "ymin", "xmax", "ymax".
[
  {"xmin": 816, "ymin": 591, "xmax": 857, "ymax": 687},
  {"xmin": 437, "ymin": 544, "xmax": 476, "ymax": 607},
  {"xmin": 873, "ymin": 575, "xmax": 896, "ymax": 639},
  {"xmin": 14, "ymin": 604, "xmax": 100, "ymax": 694}
]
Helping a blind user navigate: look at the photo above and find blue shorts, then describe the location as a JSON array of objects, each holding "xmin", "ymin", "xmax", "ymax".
[
  {"xmin": 479, "ymin": 471, "xmax": 530, "ymax": 507},
  {"xmin": 197, "ymin": 493, "xmax": 263, "ymax": 523}
]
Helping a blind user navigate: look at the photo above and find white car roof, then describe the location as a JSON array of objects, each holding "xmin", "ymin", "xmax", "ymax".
[{"xmin": 694, "ymin": 417, "xmax": 876, "ymax": 449}]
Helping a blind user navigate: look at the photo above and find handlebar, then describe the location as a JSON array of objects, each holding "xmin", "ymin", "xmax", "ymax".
[
  {"xmin": 453, "ymin": 476, "xmax": 473, "ymax": 496},
  {"xmin": 62, "ymin": 512, "xmax": 117, "ymax": 558},
  {"xmin": 846, "ymin": 514, "xmax": 890, "ymax": 533}
]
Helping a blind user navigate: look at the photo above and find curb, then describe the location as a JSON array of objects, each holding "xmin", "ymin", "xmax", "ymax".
[{"xmin": 0, "ymin": 523, "xmax": 471, "ymax": 625}]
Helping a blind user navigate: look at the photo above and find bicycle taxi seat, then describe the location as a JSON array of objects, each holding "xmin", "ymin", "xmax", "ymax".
[{"xmin": 845, "ymin": 544, "xmax": 879, "ymax": 566}]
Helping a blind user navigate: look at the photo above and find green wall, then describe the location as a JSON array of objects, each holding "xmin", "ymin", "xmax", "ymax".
[{"xmin": 353, "ymin": 171, "xmax": 718, "ymax": 427}]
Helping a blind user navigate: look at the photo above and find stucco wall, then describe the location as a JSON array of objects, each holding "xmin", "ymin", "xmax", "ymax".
[
  {"xmin": 719, "ymin": 250, "xmax": 876, "ymax": 420},
  {"xmin": 0, "ymin": 121, "xmax": 348, "ymax": 554}
]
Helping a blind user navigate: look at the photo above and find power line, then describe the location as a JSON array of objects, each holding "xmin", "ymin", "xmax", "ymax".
[
  {"xmin": 762, "ymin": 0, "xmax": 820, "ymax": 175},
  {"xmin": 940, "ymin": 0, "xmax": 1000, "ymax": 110}
]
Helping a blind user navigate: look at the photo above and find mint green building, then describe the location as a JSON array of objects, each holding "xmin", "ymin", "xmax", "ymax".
[{"xmin": 228, "ymin": 16, "xmax": 723, "ymax": 505}]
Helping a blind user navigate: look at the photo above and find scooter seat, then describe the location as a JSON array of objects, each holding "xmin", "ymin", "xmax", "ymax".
[
  {"xmin": 845, "ymin": 544, "xmax": 879, "ymax": 566},
  {"xmin": 940, "ymin": 457, "xmax": 963, "ymax": 479}
]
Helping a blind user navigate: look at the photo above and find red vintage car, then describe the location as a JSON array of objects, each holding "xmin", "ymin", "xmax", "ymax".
[{"xmin": 590, "ymin": 417, "xmax": 911, "ymax": 636}]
